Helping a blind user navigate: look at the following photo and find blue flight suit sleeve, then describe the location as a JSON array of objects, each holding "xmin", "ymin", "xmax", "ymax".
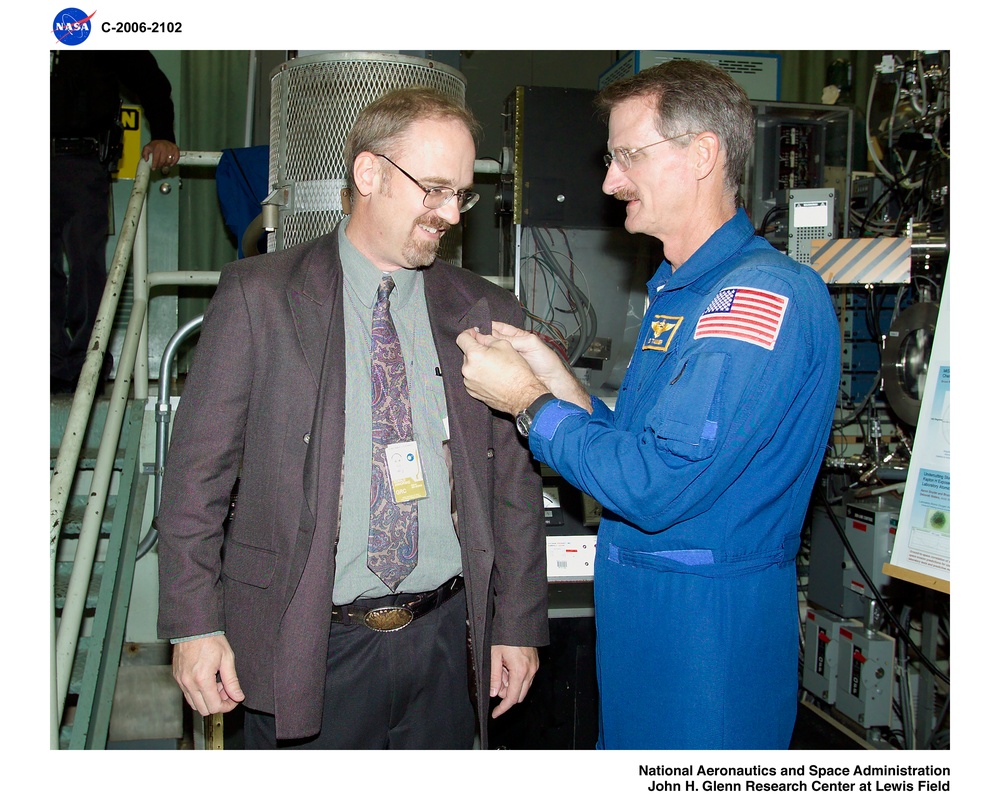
[{"xmin": 528, "ymin": 262, "xmax": 837, "ymax": 539}]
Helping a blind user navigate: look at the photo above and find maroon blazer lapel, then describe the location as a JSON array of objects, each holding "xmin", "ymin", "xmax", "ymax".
[{"xmin": 281, "ymin": 234, "xmax": 346, "ymax": 609}]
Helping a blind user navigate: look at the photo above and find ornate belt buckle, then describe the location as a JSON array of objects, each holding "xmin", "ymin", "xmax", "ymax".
[{"xmin": 364, "ymin": 606, "xmax": 414, "ymax": 632}]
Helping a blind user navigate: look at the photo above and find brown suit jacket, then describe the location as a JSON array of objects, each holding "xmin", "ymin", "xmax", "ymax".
[{"xmin": 156, "ymin": 230, "xmax": 549, "ymax": 742}]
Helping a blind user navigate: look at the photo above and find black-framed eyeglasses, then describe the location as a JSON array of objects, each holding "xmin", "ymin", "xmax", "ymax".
[
  {"xmin": 603, "ymin": 132, "xmax": 696, "ymax": 172},
  {"xmin": 376, "ymin": 154, "xmax": 480, "ymax": 213}
]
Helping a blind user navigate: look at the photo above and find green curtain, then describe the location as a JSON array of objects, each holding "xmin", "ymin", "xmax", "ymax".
[{"xmin": 176, "ymin": 51, "xmax": 252, "ymax": 335}]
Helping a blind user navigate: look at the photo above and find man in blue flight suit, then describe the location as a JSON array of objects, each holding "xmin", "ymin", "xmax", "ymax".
[{"xmin": 457, "ymin": 60, "xmax": 840, "ymax": 749}]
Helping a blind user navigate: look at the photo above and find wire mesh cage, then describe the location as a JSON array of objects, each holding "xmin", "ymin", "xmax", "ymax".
[{"xmin": 267, "ymin": 52, "xmax": 468, "ymax": 257}]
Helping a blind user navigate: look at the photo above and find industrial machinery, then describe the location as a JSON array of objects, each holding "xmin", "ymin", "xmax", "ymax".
[
  {"xmin": 819, "ymin": 50, "xmax": 948, "ymax": 468},
  {"xmin": 744, "ymin": 101, "xmax": 856, "ymax": 256},
  {"xmin": 800, "ymin": 51, "xmax": 950, "ymax": 751}
]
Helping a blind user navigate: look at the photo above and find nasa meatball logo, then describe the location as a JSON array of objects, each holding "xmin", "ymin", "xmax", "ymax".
[{"xmin": 52, "ymin": 8, "xmax": 95, "ymax": 45}]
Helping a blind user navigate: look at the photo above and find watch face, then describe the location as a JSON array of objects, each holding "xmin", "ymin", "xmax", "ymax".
[{"xmin": 516, "ymin": 412, "xmax": 531, "ymax": 437}]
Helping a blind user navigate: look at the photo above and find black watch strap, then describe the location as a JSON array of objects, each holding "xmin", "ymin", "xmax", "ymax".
[
  {"xmin": 526, "ymin": 392, "xmax": 556, "ymax": 418},
  {"xmin": 516, "ymin": 392, "xmax": 555, "ymax": 437}
]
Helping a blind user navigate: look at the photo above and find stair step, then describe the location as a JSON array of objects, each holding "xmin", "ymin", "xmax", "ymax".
[
  {"xmin": 51, "ymin": 449, "xmax": 126, "ymax": 471},
  {"xmin": 59, "ymin": 495, "xmax": 118, "ymax": 537},
  {"xmin": 54, "ymin": 561, "xmax": 104, "ymax": 610},
  {"xmin": 68, "ymin": 634, "xmax": 91, "ymax": 696},
  {"xmin": 52, "ymin": 397, "xmax": 147, "ymax": 749},
  {"xmin": 58, "ymin": 635, "xmax": 93, "ymax": 749}
]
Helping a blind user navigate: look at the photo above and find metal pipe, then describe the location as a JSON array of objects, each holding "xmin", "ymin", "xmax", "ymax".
[
  {"xmin": 474, "ymin": 158, "xmax": 502, "ymax": 175},
  {"xmin": 135, "ymin": 314, "xmax": 206, "ymax": 561},
  {"xmin": 848, "ymin": 481, "xmax": 907, "ymax": 500},
  {"xmin": 154, "ymin": 315, "xmax": 205, "ymax": 515},
  {"xmin": 133, "ymin": 189, "xmax": 150, "ymax": 398},
  {"xmin": 177, "ymin": 150, "xmax": 223, "ymax": 168},
  {"xmin": 245, "ymin": 52, "xmax": 258, "ymax": 148},
  {"xmin": 149, "ymin": 271, "xmax": 222, "ymax": 287}
]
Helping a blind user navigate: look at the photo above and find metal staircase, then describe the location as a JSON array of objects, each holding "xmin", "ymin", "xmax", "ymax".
[
  {"xmin": 51, "ymin": 396, "xmax": 148, "ymax": 749},
  {"xmin": 50, "ymin": 152, "xmax": 224, "ymax": 750}
]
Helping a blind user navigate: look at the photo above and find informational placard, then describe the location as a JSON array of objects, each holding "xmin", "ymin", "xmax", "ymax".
[
  {"xmin": 112, "ymin": 105, "xmax": 143, "ymax": 180},
  {"xmin": 884, "ymin": 270, "xmax": 950, "ymax": 592}
]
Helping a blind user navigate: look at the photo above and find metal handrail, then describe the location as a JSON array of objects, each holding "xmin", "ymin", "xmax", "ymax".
[
  {"xmin": 50, "ymin": 151, "xmax": 223, "ymax": 749},
  {"xmin": 133, "ymin": 150, "xmax": 225, "ymax": 397},
  {"xmin": 50, "ymin": 157, "xmax": 152, "ymax": 748}
]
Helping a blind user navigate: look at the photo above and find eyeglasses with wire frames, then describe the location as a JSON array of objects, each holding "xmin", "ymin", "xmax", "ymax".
[
  {"xmin": 376, "ymin": 154, "xmax": 480, "ymax": 213},
  {"xmin": 603, "ymin": 132, "xmax": 697, "ymax": 173}
]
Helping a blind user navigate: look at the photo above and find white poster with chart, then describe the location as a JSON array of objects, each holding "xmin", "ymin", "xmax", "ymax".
[{"xmin": 884, "ymin": 270, "xmax": 950, "ymax": 592}]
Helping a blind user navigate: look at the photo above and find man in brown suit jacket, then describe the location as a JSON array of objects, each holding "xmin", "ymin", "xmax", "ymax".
[{"xmin": 156, "ymin": 87, "xmax": 548, "ymax": 748}]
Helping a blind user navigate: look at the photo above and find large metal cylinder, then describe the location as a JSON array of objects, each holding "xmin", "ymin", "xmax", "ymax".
[{"xmin": 266, "ymin": 51, "xmax": 467, "ymax": 254}]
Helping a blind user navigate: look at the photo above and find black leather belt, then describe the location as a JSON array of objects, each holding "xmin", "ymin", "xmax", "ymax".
[
  {"xmin": 52, "ymin": 137, "xmax": 101, "ymax": 156},
  {"xmin": 331, "ymin": 576, "xmax": 463, "ymax": 632}
]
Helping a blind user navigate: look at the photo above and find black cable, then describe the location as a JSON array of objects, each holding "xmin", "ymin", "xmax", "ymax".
[
  {"xmin": 866, "ymin": 286, "xmax": 883, "ymax": 343},
  {"xmin": 831, "ymin": 376, "xmax": 879, "ymax": 438},
  {"xmin": 897, "ymin": 605, "xmax": 915, "ymax": 749},
  {"xmin": 927, "ymin": 690, "xmax": 950, "ymax": 748},
  {"xmin": 886, "ymin": 727, "xmax": 907, "ymax": 750},
  {"xmin": 530, "ymin": 228, "xmax": 597, "ymax": 365},
  {"xmin": 756, "ymin": 204, "xmax": 787, "ymax": 237},
  {"xmin": 857, "ymin": 181, "xmax": 898, "ymax": 238}
]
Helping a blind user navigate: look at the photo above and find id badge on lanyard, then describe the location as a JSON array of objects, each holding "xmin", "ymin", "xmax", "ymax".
[{"xmin": 385, "ymin": 441, "xmax": 428, "ymax": 503}]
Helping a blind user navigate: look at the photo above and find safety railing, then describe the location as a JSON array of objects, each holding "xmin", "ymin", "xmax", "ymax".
[{"xmin": 49, "ymin": 151, "xmax": 223, "ymax": 749}]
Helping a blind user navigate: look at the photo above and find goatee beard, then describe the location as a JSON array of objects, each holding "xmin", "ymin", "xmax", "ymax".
[{"xmin": 403, "ymin": 212, "xmax": 452, "ymax": 267}]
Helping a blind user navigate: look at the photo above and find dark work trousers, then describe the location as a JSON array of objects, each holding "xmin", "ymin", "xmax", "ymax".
[
  {"xmin": 51, "ymin": 154, "xmax": 112, "ymax": 384},
  {"xmin": 243, "ymin": 587, "xmax": 476, "ymax": 749}
]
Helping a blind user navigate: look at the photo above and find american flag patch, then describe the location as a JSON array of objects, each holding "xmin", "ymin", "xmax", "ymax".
[{"xmin": 693, "ymin": 286, "xmax": 788, "ymax": 350}]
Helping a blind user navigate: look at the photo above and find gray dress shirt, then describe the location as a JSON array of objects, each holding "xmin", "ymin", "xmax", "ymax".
[{"xmin": 334, "ymin": 223, "xmax": 462, "ymax": 603}]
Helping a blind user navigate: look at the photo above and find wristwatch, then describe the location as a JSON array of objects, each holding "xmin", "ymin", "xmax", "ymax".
[{"xmin": 515, "ymin": 393, "xmax": 555, "ymax": 438}]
